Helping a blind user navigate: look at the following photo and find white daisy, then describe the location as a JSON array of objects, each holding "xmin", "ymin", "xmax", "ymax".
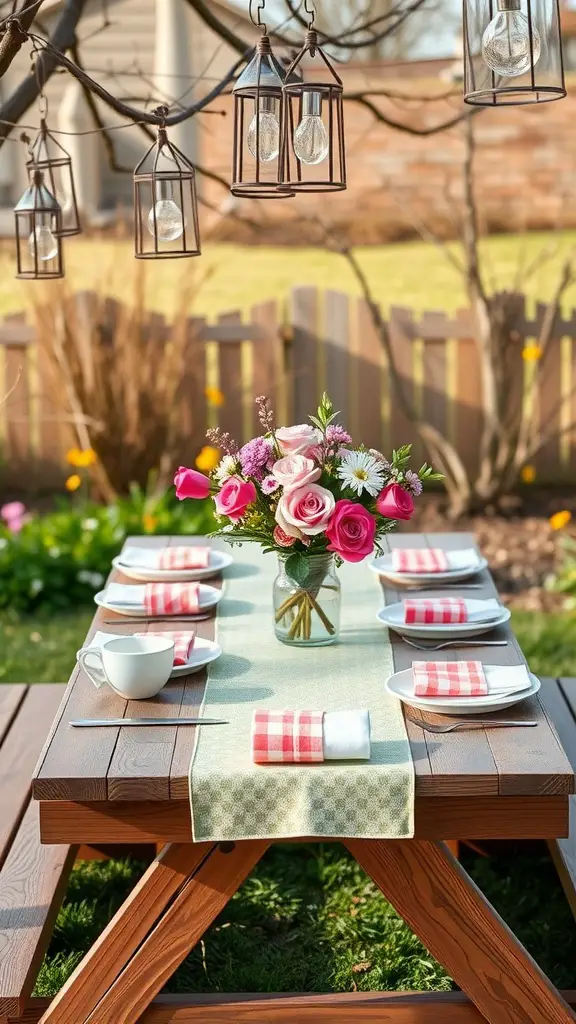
[
  {"xmin": 214, "ymin": 454, "xmax": 239, "ymax": 485},
  {"xmin": 338, "ymin": 450, "xmax": 386, "ymax": 497}
]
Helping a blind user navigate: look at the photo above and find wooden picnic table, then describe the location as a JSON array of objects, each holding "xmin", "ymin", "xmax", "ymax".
[{"xmin": 32, "ymin": 532, "xmax": 576, "ymax": 1024}]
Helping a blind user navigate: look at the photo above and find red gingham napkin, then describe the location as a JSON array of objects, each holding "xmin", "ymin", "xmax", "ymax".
[
  {"xmin": 136, "ymin": 631, "xmax": 195, "ymax": 666},
  {"xmin": 158, "ymin": 546, "xmax": 211, "ymax": 571},
  {"xmin": 413, "ymin": 661, "xmax": 488, "ymax": 698},
  {"xmin": 392, "ymin": 548, "xmax": 449, "ymax": 574},
  {"xmin": 251, "ymin": 710, "xmax": 325, "ymax": 764},
  {"xmin": 144, "ymin": 583, "xmax": 200, "ymax": 616},
  {"xmin": 404, "ymin": 598, "xmax": 468, "ymax": 625}
]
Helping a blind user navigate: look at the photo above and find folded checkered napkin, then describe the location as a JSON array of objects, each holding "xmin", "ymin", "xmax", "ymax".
[
  {"xmin": 136, "ymin": 631, "xmax": 195, "ymax": 665},
  {"xmin": 252, "ymin": 710, "xmax": 324, "ymax": 764},
  {"xmin": 144, "ymin": 583, "xmax": 200, "ymax": 616},
  {"xmin": 158, "ymin": 546, "xmax": 211, "ymax": 571},
  {"xmin": 404, "ymin": 597, "xmax": 468, "ymax": 625},
  {"xmin": 392, "ymin": 548, "xmax": 450, "ymax": 573},
  {"xmin": 413, "ymin": 661, "xmax": 487, "ymax": 697}
]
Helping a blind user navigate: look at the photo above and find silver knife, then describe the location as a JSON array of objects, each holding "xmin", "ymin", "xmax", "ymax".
[{"xmin": 70, "ymin": 718, "xmax": 228, "ymax": 727}]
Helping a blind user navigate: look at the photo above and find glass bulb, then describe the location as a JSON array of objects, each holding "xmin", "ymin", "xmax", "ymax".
[
  {"xmin": 482, "ymin": 4, "xmax": 540, "ymax": 77},
  {"xmin": 293, "ymin": 115, "xmax": 329, "ymax": 165},
  {"xmin": 147, "ymin": 199, "xmax": 184, "ymax": 242},
  {"xmin": 247, "ymin": 99, "xmax": 280, "ymax": 163},
  {"xmin": 28, "ymin": 221, "xmax": 58, "ymax": 261}
]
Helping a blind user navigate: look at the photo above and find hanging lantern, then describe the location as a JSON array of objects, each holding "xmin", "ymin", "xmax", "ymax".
[
  {"xmin": 463, "ymin": 0, "xmax": 565, "ymax": 104},
  {"xmin": 26, "ymin": 120, "xmax": 81, "ymax": 236},
  {"xmin": 133, "ymin": 116, "xmax": 201, "ymax": 259},
  {"xmin": 279, "ymin": 29, "xmax": 346, "ymax": 193},
  {"xmin": 14, "ymin": 169, "xmax": 64, "ymax": 280},
  {"xmin": 231, "ymin": 34, "xmax": 294, "ymax": 199}
]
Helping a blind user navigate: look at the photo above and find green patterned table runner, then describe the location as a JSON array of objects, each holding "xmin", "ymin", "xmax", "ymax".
[{"xmin": 189, "ymin": 547, "xmax": 414, "ymax": 841}]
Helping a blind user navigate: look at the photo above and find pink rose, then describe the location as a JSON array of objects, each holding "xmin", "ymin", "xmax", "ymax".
[
  {"xmin": 376, "ymin": 483, "xmax": 415, "ymax": 522},
  {"xmin": 272, "ymin": 454, "xmax": 321, "ymax": 492},
  {"xmin": 277, "ymin": 483, "xmax": 335, "ymax": 537},
  {"xmin": 326, "ymin": 500, "xmax": 377, "ymax": 563},
  {"xmin": 276, "ymin": 424, "xmax": 320, "ymax": 456},
  {"xmin": 174, "ymin": 467, "xmax": 211, "ymax": 501},
  {"xmin": 215, "ymin": 475, "xmax": 257, "ymax": 523},
  {"xmin": 273, "ymin": 525, "xmax": 296, "ymax": 548}
]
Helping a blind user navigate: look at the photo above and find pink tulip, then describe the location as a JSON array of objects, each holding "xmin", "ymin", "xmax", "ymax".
[
  {"xmin": 376, "ymin": 483, "xmax": 415, "ymax": 522},
  {"xmin": 174, "ymin": 467, "xmax": 211, "ymax": 501}
]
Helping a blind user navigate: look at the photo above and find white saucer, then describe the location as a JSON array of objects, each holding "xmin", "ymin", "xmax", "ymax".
[
  {"xmin": 113, "ymin": 549, "xmax": 233, "ymax": 582},
  {"xmin": 370, "ymin": 553, "xmax": 488, "ymax": 585},
  {"xmin": 77, "ymin": 635, "xmax": 222, "ymax": 679},
  {"xmin": 94, "ymin": 583, "xmax": 223, "ymax": 617},
  {"xmin": 377, "ymin": 602, "xmax": 511, "ymax": 640},
  {"xmin": 385, "ymin": 666, "xmax": 540, "ymax": 716}
]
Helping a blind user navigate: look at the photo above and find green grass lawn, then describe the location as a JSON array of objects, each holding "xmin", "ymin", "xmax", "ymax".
[
  {"xmin": 3, "ymin": 231, "xmax": 576, "ymax": 320},
  {"xmin": 2, "ymin": 605, "xmax": 575, "ymax": 995}
]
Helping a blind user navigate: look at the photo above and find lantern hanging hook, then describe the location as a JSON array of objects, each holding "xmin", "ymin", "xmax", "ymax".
[
  {"xmin": 304, "ymin": 0, "xmax": 316, "ymax": 28},
  {"xmin": 30, "ymin": 39, "xmax": 48, "ymax": 120},
  {"xmin": 250, "ymin": 0, "xmax": 267, "ymax": 34}
]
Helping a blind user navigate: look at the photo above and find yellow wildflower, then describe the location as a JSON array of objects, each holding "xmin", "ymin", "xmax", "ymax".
[
  {"xmin": 550, "ymin": 510, "xmax": 572, "ymax": 531},
  {"xmin": 522, "ymin": 343, "xmax": 543, "ymax": 362},
  {"xmin": 521, "ymin": 465, "xmax": 536, "ymax": 484},
  {"xmin": 65, "ymin": 474, "xmax": 82, "ymax": 492},
  {"xmin": 66, "ymin": 447, "xmax": 96, "ymax": 468},
  {"xmin": 196, "ymin": 445, "xmax": 220, "ymax": 472},
  {"xmin": 142, "ymin": 513, "xmax": 158, "ymax": 533},
  {"xmin": 205, "ymin": 386, "xmax": 224, "ymax": 408}
]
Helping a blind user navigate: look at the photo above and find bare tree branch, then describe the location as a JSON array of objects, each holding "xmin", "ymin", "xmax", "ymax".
[
  {"xmin": 345, "ymin": 93, "xmax": 477, "ymax": 136},
  {"xmin": 0, "ymin": 0, "xmax": 45, "ymax": 78}
]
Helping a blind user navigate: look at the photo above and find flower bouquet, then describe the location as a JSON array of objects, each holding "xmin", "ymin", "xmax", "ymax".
[{"xmin": 175, "ymin": 394, "xmax": 440, "ymax": 646}]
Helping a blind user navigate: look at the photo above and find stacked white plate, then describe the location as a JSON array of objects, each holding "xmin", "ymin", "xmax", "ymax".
[
  {"xmin": 370, "ymin": 547, "xmax": 488, "ymax": 586},
  {"xmin": 95, "ymin": 582, "xmax": 223, "ymax": 617},
  {"xmin": 78, "ymin": 630, "xmax": 222, "ymax": 679},
  {"xmin": 386, "ymin": 664, "xmax": 540, "ymax": 716},
  {"xmin": 377, "ymin": 598, "xmax": 510, "ymax": 640},
  {"xmin": 113, "ymin": 546, "xmax": 233, "ymax": 582}
]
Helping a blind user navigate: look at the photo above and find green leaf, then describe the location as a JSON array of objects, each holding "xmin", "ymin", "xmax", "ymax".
[{"xmin": 285, "ymin": 552, "xmax": 310, "ymax": 587}]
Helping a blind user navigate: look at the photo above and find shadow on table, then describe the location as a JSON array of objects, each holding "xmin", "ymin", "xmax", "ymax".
[
  {"xmin": 218, "ymin": 599, "xmax": 256, "ymax": 617},
  {"xmin": 224, "ymin": 563, "xmax": 261, "ymax": 579}
]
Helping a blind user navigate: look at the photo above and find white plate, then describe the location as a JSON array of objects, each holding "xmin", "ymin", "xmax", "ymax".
[
  {"xmin": 369, "ymin": 553, "xmax": 488, "ymax": 585},
  {"xmin": 385, "ymin": 666, "xmax": 540, "ymax": 716},
  {"xmin": 77, "ymin": 635, "xmax": 222, "ymax": 679},
  {"xmin": 113, "ymin": 549, "xmax": 233, "ymax": 582},
  {"xmin": 94, "ymin": 583, "xmax": 223, "ymax": 617},
  {"xmin": 377, "ymin": 602, "xmax": 511, "ymax": 640}
]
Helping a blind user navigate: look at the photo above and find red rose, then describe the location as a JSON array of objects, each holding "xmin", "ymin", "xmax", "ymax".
[
  {"xmin": 174, "ymin": 466, "xmax": 211, "ymax": 501},
  {"xmin": 214, "ymin": 475, "xmax": 257, "ymax": 523},
  {"xmin": 376, "ymin": 483, "xmax": 414, "ymax": 521},
  {"xmin": 326, "ymin": 499, "xmax": 377, "ymax": 563}
]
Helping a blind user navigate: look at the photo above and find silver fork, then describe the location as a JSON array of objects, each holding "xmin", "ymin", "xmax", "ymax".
[
  {"xmin": 401, "ymin": 638, "xmax": 507, "ymax": 651},
  {"xmin": 405, "ymin": 715, "xmax": 538, "ymax": 733}
]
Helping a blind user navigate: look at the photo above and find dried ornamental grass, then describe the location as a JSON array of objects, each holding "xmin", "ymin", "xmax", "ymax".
[{"xmin": 30, "ymin": 267, "xmax": 206, "ymax": 499}]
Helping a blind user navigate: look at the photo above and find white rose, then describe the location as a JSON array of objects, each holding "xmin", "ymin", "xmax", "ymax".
[{"xmin": 275, "ymin": 424, "xmax": 320, "ymax": 457}]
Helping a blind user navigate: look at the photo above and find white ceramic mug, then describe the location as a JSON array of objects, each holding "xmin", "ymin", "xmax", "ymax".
[{"xmin": 78, "ymin": 636, "xmax": 175, "ymax": 700}]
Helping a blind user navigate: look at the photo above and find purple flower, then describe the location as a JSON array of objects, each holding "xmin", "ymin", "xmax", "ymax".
[
  {"xmin": 326, "ymin": 424, "xmax": 352, "ymax": 446},
  {"xmin": 404, "ymin": 470, "xmax": 423, "ymax": 497},
  {"xmin": 239, "ymin": 436, "xmax": 273, "ymax": 481},
  {"xmin": 261, "ymin": 475, "xmax": 280, "ymax": 495}
]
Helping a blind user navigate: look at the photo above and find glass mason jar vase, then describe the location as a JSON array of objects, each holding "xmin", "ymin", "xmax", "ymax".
[{"xmin": 273, "ymin": 553, "xmax": 341, "ymax": 647}]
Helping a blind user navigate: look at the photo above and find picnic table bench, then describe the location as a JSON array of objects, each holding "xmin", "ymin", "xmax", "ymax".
[{"xmin": 2, "ymin": 531, "xmax": 575, "ymax": 1024}]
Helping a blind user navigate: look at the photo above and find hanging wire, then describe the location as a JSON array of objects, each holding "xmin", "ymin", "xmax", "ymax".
[
  {"xmin": 249, "ymin": 0, "xmax": 267, "ymax": 33},
  {"xmin": 304, "ymin": 0, "xmax": 316, "ymax": 28}
]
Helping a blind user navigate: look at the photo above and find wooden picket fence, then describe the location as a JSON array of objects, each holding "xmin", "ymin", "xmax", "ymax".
[{"xmin": 1, "ymin": 286, "xmax": 576, "ymax": 485}]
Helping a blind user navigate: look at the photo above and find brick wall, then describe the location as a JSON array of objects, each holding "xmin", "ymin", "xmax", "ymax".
[{"xmin": 201, "ymin": 64, "xmax": 576, "ymax": 243}]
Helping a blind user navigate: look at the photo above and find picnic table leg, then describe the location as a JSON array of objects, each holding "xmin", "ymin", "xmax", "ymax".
[
  {"xmin": 40, "ymin": 839, "xmax": 268, "ymax": 1024},
  {"xmin": 346, "ymin": 838, "xmax": 575, "ymax": 1024}
]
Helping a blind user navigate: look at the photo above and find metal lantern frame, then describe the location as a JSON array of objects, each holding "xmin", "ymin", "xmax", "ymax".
[
  {"xmin": 231, "ymin": 33, "xmax": 294, "ymax": 199},
  {"xmin": 463, "ymin": 0, "xmax": 565, "ymax": 105},
  {"xmin": 26, "ymin": 119, "xmax": 81, "ymax": 236},
  {"xmin": 279, "ymin": 29, "xmax": 346, "ymax": 194},
  {"xmin": 14, "ymin": 169, "xmax": 64, "ymax": 280},
  {"xmin": 133, "ymin": 122, "xmax": 201, "ymax": 260}
]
